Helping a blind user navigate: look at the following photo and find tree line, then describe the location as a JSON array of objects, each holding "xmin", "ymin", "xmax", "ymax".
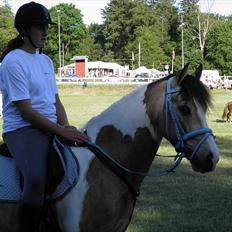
[{"xmin": 1, "ymin": 0, "xmax": 232, "ymax": 75}]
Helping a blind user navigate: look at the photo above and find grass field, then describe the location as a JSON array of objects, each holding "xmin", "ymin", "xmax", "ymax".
[
  {"xmin": 60, "ymin": 85, "xmax": 232, "ymax": 232},
  {"xmin": 1, "ymin": 84, "xmax": 232, "ymax": 231}
]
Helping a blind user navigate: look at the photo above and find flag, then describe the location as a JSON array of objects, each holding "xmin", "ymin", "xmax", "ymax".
[{"xmin": 172, "ymin": 50, "xmax": 175, "ymax": 61}]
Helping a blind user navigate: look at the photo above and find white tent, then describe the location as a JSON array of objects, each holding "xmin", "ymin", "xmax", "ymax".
[
  {"xmin": 87, "ymin": 61, "xmax": 105, "ymax": 69},
  {"xmin": 133, "ymin": 66, "xmax": 151, "ymax": 74},
  {"xmin": 151, "ymin": 68, "xmax": 163, "ymax": 74},
  {"xmin": 59, "ymin": 63, "xmax": 75, "ymax": 70}
]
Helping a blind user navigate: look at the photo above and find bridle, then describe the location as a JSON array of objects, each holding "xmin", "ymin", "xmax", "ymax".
[
  {"xmin": 80, "ymin": 76, "xmax": 214, "ymax": 196},
  {"xmin": 164, "ymin": 76, "xmax": 213, "ymax": 162}
]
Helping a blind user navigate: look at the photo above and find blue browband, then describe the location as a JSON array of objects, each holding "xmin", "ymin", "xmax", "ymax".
[{"xmin": 164, "ymin": 76, "xmax": 213, "ymax": 162}]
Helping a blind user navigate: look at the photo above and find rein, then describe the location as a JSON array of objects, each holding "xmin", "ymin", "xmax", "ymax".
[{"xmin": 85, "ymin": 140, "xmax": 183, "ymax": 177}]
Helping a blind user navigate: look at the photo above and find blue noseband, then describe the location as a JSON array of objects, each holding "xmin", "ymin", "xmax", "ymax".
[{"xmin": 164, "ymin": 76, "xmax": 213, "ymax": 161}]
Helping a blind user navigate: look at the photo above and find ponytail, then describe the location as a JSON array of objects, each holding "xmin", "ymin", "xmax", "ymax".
[{"xmin": 0, "ymin": 35, "xmax": 24, "ymax": 62}]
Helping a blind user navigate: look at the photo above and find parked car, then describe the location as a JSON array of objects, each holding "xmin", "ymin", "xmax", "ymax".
[
  {"xmin": 133, "ymin": 73, "xmax": 149, "ymax": 82},
  {"xmin": 61, "ymin": 75, "xmax": 81, "ymax": 82},
  {"xmin": 101, "ymin": 74, "xmax": 123, "ymax": 82}
]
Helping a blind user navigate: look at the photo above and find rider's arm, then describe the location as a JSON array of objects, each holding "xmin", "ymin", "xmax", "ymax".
[
  {"xmin": 55, "ymin": 93, "xmax": 69, "ymax": 126},
  {"xmin": 13, "ymin": 99, "xmax": 88, "ymax": 142}
]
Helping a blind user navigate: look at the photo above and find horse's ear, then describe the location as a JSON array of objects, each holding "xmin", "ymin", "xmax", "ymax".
[
  {"xmin": 176, "ymin": 63, "xmax": 190, "ymax": 84},
  {"xmin": 193, "ymin": 64, "xmax": 203, "ymax": 80}
]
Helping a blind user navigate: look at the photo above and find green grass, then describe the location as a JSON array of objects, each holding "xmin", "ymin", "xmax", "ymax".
[
  {"xmin": 60, "ymin": 86, "xmax": 232, "ymax": 232},
  {"xmin": 127, "ymin": 88, "xmax": 232, "ymax": 232},
  {"xmin": 1, "ymin": 85, "xmax": 232, "ymax": 231}
]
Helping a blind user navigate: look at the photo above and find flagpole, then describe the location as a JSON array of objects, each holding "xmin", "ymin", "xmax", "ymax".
[
  {"xmin": 171, "ymin": 49, "xmax": 175, "ymax": 73},
  {"xmin": 171, "ymin": 59, "xmax": 174, "ymax": 73}
]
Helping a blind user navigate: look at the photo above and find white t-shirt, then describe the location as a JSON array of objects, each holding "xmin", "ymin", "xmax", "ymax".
[{"xmin": 0, "ymin": 49, "xmax": 58, "ymax": 133}]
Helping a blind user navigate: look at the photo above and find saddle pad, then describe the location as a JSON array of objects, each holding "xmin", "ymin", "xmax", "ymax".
[
  {"xmin": 0, "ymin": 137, "xmax": 79, "ymax": 202},
  {"xmin": 0, "ymin": 156, "xmax": 21, "ymax": 201}
]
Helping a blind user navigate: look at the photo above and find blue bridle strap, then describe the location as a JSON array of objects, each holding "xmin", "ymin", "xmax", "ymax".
[
  {"xmin": 165, "ymin": 77, "xmax": 183, "ymax": 141},
  {"xmin": 77, "ymin": 76, "xmax": 213, "ymax": 187},
  {"xmin": 85, "ymin": 140, "xmax": 182, "ymax": 177},
  {"xmin": 164, "ymin": 76, "xmax": 213, "ymax": 161}
]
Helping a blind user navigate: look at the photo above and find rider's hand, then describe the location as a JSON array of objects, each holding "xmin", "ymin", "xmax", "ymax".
[{"xmin": 59, "ymin": 124, "xmax": 89, "ymax": 146}]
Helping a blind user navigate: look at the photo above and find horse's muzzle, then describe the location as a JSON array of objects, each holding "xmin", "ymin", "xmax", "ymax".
[{"xmin": 191, "ymin": 152, "xmax": 215, "ymax": 173}]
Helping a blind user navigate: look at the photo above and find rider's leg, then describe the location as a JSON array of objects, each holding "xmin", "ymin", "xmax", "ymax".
[{"xmin": 3, "ymin": 126, "xmax": 52, "ymax": 232}]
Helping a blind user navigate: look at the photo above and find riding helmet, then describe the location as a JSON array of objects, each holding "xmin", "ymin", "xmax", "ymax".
[{"xmin": 14, "ymin": 1, "xmax": 56, "ymax": 32}]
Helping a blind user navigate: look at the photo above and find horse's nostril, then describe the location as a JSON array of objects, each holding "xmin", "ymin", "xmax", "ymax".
[{"xmin": 207, "ymin": 153, "xmax": 214, "ymax": 165}]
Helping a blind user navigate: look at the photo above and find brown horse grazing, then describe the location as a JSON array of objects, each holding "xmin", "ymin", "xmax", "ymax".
[
  {"xmin": 0, "ymin": 64, "xmax": 220, "ymax": 232},
  {"xmin": 222, "ymin": 101, "xmax": 232, "ymax": 122}
]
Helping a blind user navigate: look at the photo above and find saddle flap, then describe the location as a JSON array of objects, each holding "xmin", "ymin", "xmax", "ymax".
[
  {"xmin": 48, "ymin": 136, "xmax": 79, "ymax": 201},
  {"xmin": 46, "ymin": 146, "xmax": 65, "ymax": 195}
]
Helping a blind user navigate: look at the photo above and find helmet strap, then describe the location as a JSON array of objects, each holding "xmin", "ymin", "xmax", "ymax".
[
  {"xmin": 26, "ymin": 31, "xmax": 43, "ymax": 53},
  {"xmin": 20, "ymin": 28, "xmax": 43, "ymax": 52}
]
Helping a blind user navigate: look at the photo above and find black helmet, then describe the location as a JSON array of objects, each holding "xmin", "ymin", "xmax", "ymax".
[{"xmin": 14, "ymin": 1, "xmax": 56, "ymax": 32}]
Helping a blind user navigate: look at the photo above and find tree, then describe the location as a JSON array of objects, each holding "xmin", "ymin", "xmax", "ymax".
[
  {"xmin": 205, "ymin": 16, "xmax": 232, "ymax": 74},
  {"xmin": 78, "ymin": 33, "xmax": 103, "ymax": 61},
  {"xmin": 148, "ymin": 0, "xmax": 179, "ymax": 70},
  {"xmin": 126, "ymin": 26, "xmax": 167, "ymax": 69},
  {"xmin": 44, "ymin": 3, "xmax": 87, "ymax": 69},
  {"xmin": 101, "ymin": 0, "xmax": 159, "ymax": 65},
  {"xmin": 0, "ymin": 5, "xmax": 17, "ymax": 54},
  {"xmin": 178, "ymin": 0, "xmax": 215, "ymax": 65},
  {"xmin": 196, "ymin": 0, "xmax": 215, "ymax": 62}
]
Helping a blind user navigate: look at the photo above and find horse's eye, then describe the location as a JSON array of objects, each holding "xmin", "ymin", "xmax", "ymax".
[{"xmin": 179, "ymin": 105, "xmax": 191, "ymax": 115}]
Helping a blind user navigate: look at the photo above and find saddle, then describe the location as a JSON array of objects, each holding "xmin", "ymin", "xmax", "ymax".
[{"xmin": 0, "ymin": 137, "xmax": 80, "ymax": 231}]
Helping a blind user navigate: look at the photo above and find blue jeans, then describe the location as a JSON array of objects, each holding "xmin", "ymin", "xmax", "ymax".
[{"xmin": 3, "ymin": 126, "xmax": 52, "ymax": 206}]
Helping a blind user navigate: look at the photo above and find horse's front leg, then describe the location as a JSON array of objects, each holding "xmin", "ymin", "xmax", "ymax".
[
  {"xmin": 227, "ymin": 113, "xmax": 230, "ymax": 122},
  {"xmin": 228, "ymin": 117, "xmax": 231, "ymax": 123}
]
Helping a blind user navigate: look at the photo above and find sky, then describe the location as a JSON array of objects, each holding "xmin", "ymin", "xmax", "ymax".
[
  {"xmin": 2, "ymin": 0, "xmax": 232, "ymax": 25},
  {"xmin": 4, "ymin": 0, "xmax": 111, "ymax": 25},
  {"xmin": 199, "ymin": 0, "xmax": 232, "ymax": 16}
]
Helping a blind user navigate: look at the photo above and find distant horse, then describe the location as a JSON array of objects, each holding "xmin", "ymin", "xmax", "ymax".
[
  {"xmin": 222, "ymin": 101, "xmax": 232, "ymax": 122},
  {"xmin": 0, "ymin": 64, "xmax": 220, "ymax": 232}
]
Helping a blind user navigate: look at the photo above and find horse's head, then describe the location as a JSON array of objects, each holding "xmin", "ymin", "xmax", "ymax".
[
  {"xmin": 146, "ymin": 64, "xmax": 220, "ymax": 173},
  {"xmin": 165, "ymin": 64, "xmax": 220, "ymax": 172}
]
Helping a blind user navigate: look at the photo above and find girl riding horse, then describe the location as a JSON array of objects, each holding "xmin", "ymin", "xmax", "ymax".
[{"xmin": 0, "ymin": 2, "xmax": 88, "ymax": 231}]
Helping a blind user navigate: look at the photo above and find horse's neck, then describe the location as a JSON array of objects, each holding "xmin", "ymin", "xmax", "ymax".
[
  {"xmin": 85, "ymin": 85, "xmax": 156, "ymax": 141},
  {"xmin": 84, "ymin": 84, "xmax": 162, "ymax": 186}
]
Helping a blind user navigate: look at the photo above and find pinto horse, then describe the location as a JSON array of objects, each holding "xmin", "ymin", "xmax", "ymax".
[
  {"xmin": 0, "ymin": 64, "xmax": 220, "ymax": 232},
  {"xmin": 222, "ymin": 101, "xmax": 232, "ymax": 122}
]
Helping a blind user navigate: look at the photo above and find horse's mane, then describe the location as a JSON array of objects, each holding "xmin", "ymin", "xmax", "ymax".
[
  {"xmin": 150, "ymin": 72, "xmax": 211, "ymax": 111},
  {"xmin": 181, "ymin": 74, "xmax": 211, "ymax": 111}
]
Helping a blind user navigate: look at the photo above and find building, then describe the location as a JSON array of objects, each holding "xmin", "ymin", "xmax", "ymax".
[
  {"xmin": 59, "ymin": 57, "xmax": 128, "ymax": 78},
  {"xmin": 70, "ymin": 56, "xmax": 88, "ymax": 77}
]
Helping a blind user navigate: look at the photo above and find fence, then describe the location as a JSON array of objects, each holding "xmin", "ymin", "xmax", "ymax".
[
  {"xmin": 56, "ymin": 76, "xmax": 163, "ymax": 86},
  {"xmin": 56, "ymin": 76, "xmax": 232, "ymax": 88}
]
